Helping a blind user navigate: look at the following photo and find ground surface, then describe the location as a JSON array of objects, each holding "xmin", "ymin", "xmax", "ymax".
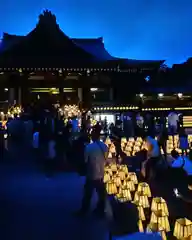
[
  {"xmin": 1, "ymin": 145, "xmax": 192, "ymax": 240},
  {"xmin": 0, "ymin": 147, "xmax": 108, "ymax": 240}
]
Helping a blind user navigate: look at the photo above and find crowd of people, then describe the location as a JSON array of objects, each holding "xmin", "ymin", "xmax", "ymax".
[{"xmin": 0, "ymin": 105, "xmax": 192, "ymax": 238}]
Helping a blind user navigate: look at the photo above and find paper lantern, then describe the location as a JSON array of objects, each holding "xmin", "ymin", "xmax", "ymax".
[
  {"xmin": 128, "ymin": 172, "xmax": 138, "ymax": 184},
  {"xmin": 106, "ymin": 181, "xmax": 118, "ymax": 195},
  {"xmin": 121, "ymin": 143, "xmax": 125, "ymax": 149},
  {"xmin": 105, "ymin": 137, "xmax": 111, "ymax": 145},
  {"xmin": 123, "ymin": 180, "xmax": 135, "ymax": 192},
  {"xmin": 151, "ymin": 197, "xmax": 169, "ymax": 216},
  {"xmin": 113, "ymin": 175, "xmax": 121, "ymax": 187},
  {"xmin": 128, "ymin": 142, "xmax": 133, "ymax": 147},
  {"xmin": 119, "ymin": 188, "xmax": 132, "ymax": 201},
  {"xmin": 150, "ymin": 210, "xmax": 170, "ymax": 232},
  {"xmin": 119, "ymin": 165, "xmax": 128, "ymax": 174},
  {"xmin": 137, "ymin": 182, "xmax": 151, "ymax": 197},
  {"xmin": 133, "ymin": 191, "xmax": 150, "ymax": 208},
  {"xmin": 105, "ymin": 167, "xmax": 113, "ymax": 176},
  {"xmin": 173, "ymin": 218, "xmax": 192, "ymax": 239},
  {"xmin": 110, "ymin": 164, "xmax": 117, "ymax": 172},
  {"xmin": 134, "ymin": 146, "xmax": 140, "ymax": 152},
  {"xmin": 138, "ymin": 219, "xmax": 144, "ymax": 232},
  {"xmin": 137, "ymin": 137, "xmax": 143, "ymax": 142},
  {"xmin": 104, "ymin": 173, "xmax": 111, "ymax": 183},
  {"xmin": 121, "ymin": 137, "xmax": 127, "ymax": 144},
  {"xmin": 129, "ymin": 137, "xmax": 135, "ymax": 142},
  {"xmin": 115, "ymin": 194, "xmax": 129, "ymax": 203},
  {"xmin": 118, "ymin": 171, "xmax": 126, "ymax": 181},
  {"xmin": 137, "ymin": 206, "xmax": 146, "ymax": 221}
]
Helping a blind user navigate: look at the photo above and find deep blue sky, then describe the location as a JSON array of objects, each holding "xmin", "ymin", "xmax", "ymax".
[{"xmin": 0, "ymin": 0, "xmax": 191, "ymax": 66}]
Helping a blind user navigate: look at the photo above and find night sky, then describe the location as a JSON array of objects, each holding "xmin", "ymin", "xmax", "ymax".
[{"xmin": 0, "ymin": 0, "xmax": 191, "ymax": 66}]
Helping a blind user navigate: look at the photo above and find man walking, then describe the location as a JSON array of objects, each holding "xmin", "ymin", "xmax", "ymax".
[{"xmin": 77, "ymin": 130, "xmax": 108, "ymax": 217}]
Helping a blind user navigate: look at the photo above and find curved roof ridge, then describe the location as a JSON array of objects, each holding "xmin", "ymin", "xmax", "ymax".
[{"xmin": 73, "ymin": 37, "xmax": 116, "ymax": 61}]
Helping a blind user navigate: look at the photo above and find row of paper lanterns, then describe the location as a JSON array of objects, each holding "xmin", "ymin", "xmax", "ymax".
[
  {"xmin": 104, "ymin": 163, "xmax": 192, "ymax": 239},
  {"xmin": 104, "ymin": 136, "xmax": 192, "ymax": 157}
]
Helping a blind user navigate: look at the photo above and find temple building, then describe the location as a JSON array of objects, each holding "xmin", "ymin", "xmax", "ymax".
[{"xmin": 0, "ymin": 10, "xmax": 163, "ymax": 109}]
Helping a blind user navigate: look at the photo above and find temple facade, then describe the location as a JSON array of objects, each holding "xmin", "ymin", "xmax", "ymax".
[{"xmin": 0, "ymin": 10, "xmax": 163, "ymax": 109}]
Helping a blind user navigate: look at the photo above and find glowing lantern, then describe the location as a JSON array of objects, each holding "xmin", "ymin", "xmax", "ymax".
[
  {"xmin": 173, "ymin": 218, "xmax": 192, "ymax": 239},
  {"xmin": 137, "ymin": 182, "xmax": 151, "ymax": 197},
  {"xmin": 104, "ymin": 173, "xmax": 111, "ymax": 183},
  {"xmin": 118, "ymin": 171, "xmax": 126, "ymax": 181},
  {"xmin": 137, "ymin": 206, "xmax": 146, "ymax": 221},
  {"xmin": 123, "ymin": 180, "xmax": 135, "ymax": 192},
  {"xmin": 106, "ymin": 181, "xmax": 118, "ymax": 195},
  {"xmin": 150, "ymin": 210, "xmax": 170, "ymax": 232},
  {"xmin": 138, "ymin": 220, "xmax": 144, "ymax": 232},
  {"xmin": 128, "ymin": 172, "xmax": 138, "ymax": 184},
  {"xmin": 133, "ymin": 191, "xmax": 150, "ymax": 208},
  {"xmin": 113, "ymin": 175, "xmax": 121, "ymax": 187},
  {"xmin": 119, "ymin": 188, "xmax": 132, "ymax": 201},
  {"xmin": 151, "ymin": 197, "xmax": 169, "ymax": 216}
]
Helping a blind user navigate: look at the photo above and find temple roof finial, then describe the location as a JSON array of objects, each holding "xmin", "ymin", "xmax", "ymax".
[{"xmin": 37, "ymin": 10, "xmax": 58, "ymax": 29}]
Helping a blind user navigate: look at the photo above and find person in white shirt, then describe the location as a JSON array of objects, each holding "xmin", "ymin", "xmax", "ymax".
[
  {"xmin": 78, "ymin": 130, "xmax": 108, "ymax": 216},
  {"xmin": 168, "ymin": 111, "xmax": 179, "ymax": 135}
]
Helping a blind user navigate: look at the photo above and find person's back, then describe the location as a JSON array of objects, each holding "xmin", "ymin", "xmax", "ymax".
[
  {"xmin": 112, "ymin": 125, "xmax": 122, "ymax": 142},
  {"xmin": 179, "ymin": 129, "xmax": 188, "ymax": 151},
  {"xmin": 171, "ymin": 153, "xmax": 192, "ymax": 175},
  {"xmin": 168, "ymin": 112, "xmax": 178, "ymax": 127},
  {"xmin": 146, "ymin": 136, "xmax": 160, "ymax": 158},
  {"xmin": 85, "ymin": 139, "xmax": 108, "ymax": 180},
  {"xmin": 72, "ymin": 118, "xmax": 79, "ymax": 132},
  {"xmin": 8, "ymin": 117, "xmax": 25, "ymax": 140}
]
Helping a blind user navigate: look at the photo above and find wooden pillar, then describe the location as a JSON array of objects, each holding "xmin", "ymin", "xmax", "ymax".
[
  {"xmin": 18, "ymin": 87, "xmax": 22, "ymax": 105},
  {"xmin": 9, "ymin": 88, "xmax": 15, "ymax": 105},
  {"xmin": 109, "ymin": 88, "xmax": 113, "ymax": 101},
  {"xmin": 78, "ymin": 88, "xmax": 83, "ymax": 102},
  {"xmin": 82, "ymin": 87, "xmax": 91, "ymax": 110},
  {"xmin": 58, "ymin": 75, "xmax": 65, "ymax": 105},
  {"xmin": 20, "ymin": 75, "xmax": 29, "ymax": 109},
  {"xmin": 59, "ymin": 87, "xmax": 64, "ymax": 104}
]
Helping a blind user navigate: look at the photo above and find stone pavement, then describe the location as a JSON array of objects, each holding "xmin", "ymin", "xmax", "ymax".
[{"xmin": 0, "ymin": 154, "xmax": 109, "ymax": 240}]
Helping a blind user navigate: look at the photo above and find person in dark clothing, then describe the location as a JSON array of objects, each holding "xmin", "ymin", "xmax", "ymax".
[
  {"xmin": 123, "ymin": 114, "xmax": 134, "ymax": 140},
  {"xmin": 63, "ymin": 123, "xmax": 73, "ymax": 163},
  {"xmin": 39, "ymin": 115, "xmax": 53, "ymax": 169},
  {"xmin": 55, "ymin": 117, "xmax": 65, "ymax": 170},
  {"xmin": 73, "ymin": 132, "xmax": 89, "ymax": 174},
  {"xmin": 145, "ymin": 113, "xmax": 155, "ymax": 138},
  {"xmin": 93, "ymin": 122, "xmax": 102, "ymax": 135},
  {"xmin": 157, "ymin": 126, "xmax": 168, "ymax": 160},
  {"xmin": 112, "ymin": 123, "xmax": 123, "ymax": 162}
]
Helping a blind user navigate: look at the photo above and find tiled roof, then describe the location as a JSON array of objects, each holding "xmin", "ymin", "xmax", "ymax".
[{"xmin": 0, "ymin": 11, "xmax": 164, "ymax": 68}]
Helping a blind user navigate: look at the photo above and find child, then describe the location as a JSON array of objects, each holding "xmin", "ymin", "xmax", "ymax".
[{"xmin": 179, "ymin": 128, "xmax": 188, "ymax": 156}]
